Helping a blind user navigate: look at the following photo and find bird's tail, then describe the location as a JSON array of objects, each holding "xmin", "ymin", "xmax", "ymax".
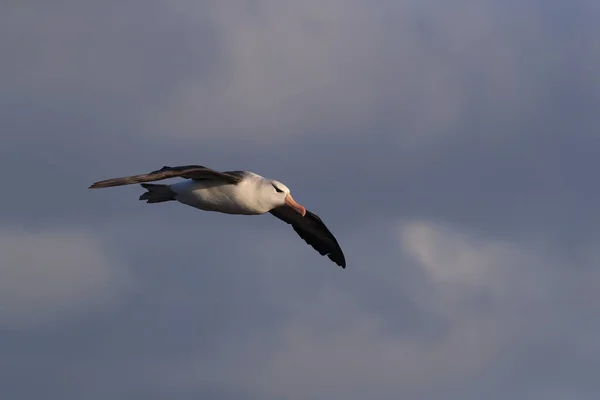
[{"xmin": 139, "ymin": 183, "xmax": 176, "ymax": 203}]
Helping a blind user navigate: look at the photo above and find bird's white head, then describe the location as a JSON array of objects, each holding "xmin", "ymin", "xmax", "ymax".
[{"xmin": 263, "ymin": 179, "xmax": 306, "ymax": 216}]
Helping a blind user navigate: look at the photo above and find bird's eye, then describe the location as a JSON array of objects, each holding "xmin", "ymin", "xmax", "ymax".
[{"xmin": 272, "ymin": 184, "xmax": 284, "ymax": 193}]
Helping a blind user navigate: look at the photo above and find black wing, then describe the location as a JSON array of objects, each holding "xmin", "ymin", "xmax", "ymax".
[
  {"xmin": 89, "ymin": 165, "xmax": 243, "ymax": 189},
  {"xmin": 270, "ymin": 206, "xmax": 346, "ymax": 268}
]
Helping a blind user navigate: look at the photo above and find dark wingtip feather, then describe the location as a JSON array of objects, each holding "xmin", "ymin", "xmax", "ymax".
[
  {"xmin": 88, "ymin": 179, "xmax": 126, "ymax": 189},
  {"xmin": 89, "ymin": 175, "xmax": 148, "ymax": 189},
  {"xmin": 329, "ymin": 253, "xmax": 346, "ymax": 269}
]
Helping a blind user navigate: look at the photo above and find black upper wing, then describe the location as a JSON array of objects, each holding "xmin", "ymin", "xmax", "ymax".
[
  {"xmin": 89, "ymin": 165, "xmax": 243, "ymax": 189},
  {"xmin": 269, "ymin": 206, "xmax": 346, "ymax": 268}
]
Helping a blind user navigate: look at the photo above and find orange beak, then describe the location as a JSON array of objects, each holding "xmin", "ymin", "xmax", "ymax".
[{"xmin": 285, "ymin": 193, "xmax": 306, "ymax": 217}]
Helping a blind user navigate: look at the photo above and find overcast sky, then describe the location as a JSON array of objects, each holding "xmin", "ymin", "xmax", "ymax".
[{"xmin": 2, "ymin": 1, "xmax": 600, "ymax": 399}]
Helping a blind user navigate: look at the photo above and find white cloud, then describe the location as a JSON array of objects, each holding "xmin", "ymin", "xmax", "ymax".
[
  {"xmin": 153, "ymin": 284, "xmax": 511, "ymax": 400},
  {"xmin": 61, "ymin": 217, "xmax": 600, "ymax": 399},
  {"xmin": 0, "ymin": 228, "xmax": 134, "ymax": 328},
  {"xmin": 1, "ymin": 2, "xmax": 147, "ymax": 96},
  {"xmin": 398, "ymin": 220, "xmax": 562, "ymax": 319},
  {"xmin": 399, "ymin": 221, "xmax": 495, "ymax": 285},
  {"xmin": 239, "ymin": 289, "xmax": 509, "ymax": 400},
  {"xmin": 5, "ymin": 0, "xmax": 598, "ymax": 152},
  {"xmin": 153, "ymin": 218, "xmax": 600, "ymax": 399},
  {"xmin": 237, "ymin": 221, "xmax": 600, "ymax": 399},
  {"xmin": 144, "ymin": 0, "xmax": 557, "ymax": 148},
  {"xmin": 147, "ymin": 0, "xmax": 382, "ymax": 144}
]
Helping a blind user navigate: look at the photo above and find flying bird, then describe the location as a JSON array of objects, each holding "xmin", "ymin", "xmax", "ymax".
[{"xmin": 89, "ymin": 165, "xmax": 346, "ymax": 268}]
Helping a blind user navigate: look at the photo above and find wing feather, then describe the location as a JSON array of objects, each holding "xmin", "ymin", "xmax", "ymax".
[
  {"xmin": 89, "ymin": 165, "xmax": 242, "ymax": 189},
  {"xmin": 270, "ymin": 206, "xmax": 346, "ymax": 268}
]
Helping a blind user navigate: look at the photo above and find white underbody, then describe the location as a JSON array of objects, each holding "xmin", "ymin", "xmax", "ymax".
[{"xmin": 169, "ymin": 178, "xmax": 273, "ymax": 215}]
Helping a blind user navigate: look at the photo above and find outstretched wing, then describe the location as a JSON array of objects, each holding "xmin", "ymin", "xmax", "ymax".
[
  {"xmin": 269, "ymin": 206, "xmax": 346, "ymax": 268},
  {"xmin": 89, "ymin": 165, "xmax": 243, "ymax": 189}
]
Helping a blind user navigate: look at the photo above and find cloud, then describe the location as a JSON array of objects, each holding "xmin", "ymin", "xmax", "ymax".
[
  {"xmin": 229, "ymin": 221, "xmax": 524, "ymax": 398},
  {"xmin": 142, "ymin": 0, "xmax": 593, "ymax": 149},
  {"xmin": 4, "ymin": 0, "xmax": 599, "ymax": 153},
  {"xmin": 144, "ymin": 0, "xmax": 382, "ymax": 144},
  {"xmin": 2, "ymin": 1, "xmax": 600, "ymax": 399},
  {"xmin": 0, "ymin": 1, "xmax": 195, "ymax": 98},
  {"xmin": 398, "ymin": 221, "xmax": 560, "ymax": 318},
  {"xmin": 0, "ymin": 228, "xmax": 134, "ymax": 328},
  {"xmin": 150, "ymin": 219, "xmax": 600, "ymax": 400},
  {"xmin": 241, "ymin": 290, "xmax": 507, "ymax": 400}
]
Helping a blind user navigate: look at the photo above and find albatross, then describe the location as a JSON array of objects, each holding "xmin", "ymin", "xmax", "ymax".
[{"xmin": 89, "ymin": 165, "xmax": 346, "ymax": 268}]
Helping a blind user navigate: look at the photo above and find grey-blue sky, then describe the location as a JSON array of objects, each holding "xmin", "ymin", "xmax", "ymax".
[{"xmin": 1, "ymin": 1, "xmax": 599, "ymax": 399}]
